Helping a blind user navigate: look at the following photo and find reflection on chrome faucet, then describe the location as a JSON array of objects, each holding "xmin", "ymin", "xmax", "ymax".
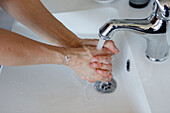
[{"xmin": 99, "ymin": 0, "xmax": 170, "ymax": 62}]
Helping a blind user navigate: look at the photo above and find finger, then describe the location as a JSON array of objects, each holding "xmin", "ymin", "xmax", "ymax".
[
  {"xmin": 101, "ymin": 74, "xmax": 113, "ymax": 82},
  {"xmin": 88, "ymin": 80, "xmax": 95, "ymax": 83},
  {"xmin": 87, "ymin": 72, "xmax": 112, "ymax": 83},
  {"xmin": 91, "ymin": 55, "xmax": 112, "ymax": 64},
  {"xmin": 85, "ymin": 71, "xmax": 104, "ymax": 83},
  {"xmin": 76, "ymin": 72, "xmax": 87, "ymax": 80},
  {"xmin": 87, "ymin": 47, "xmax": 114, "ymax": 56},
  {"xmin": 80, "ymin": 76, "xmax": 86, "ymax": 80},
  {"xmin": 87, "ymin": 75, "xmax": 103, "ymax": 83},
  {"xmin": 82, "ymin": 39, "xmax": 119, "ymax": 54},
  {"xmin": 96, "ymin": 69, "xmax": 111, "ymax": 77},
  {"xmin": 90, "ymin": 62, "xmax": 112, "ymax": 70},
  {"xmin": 104, "ymin": 40, "xmax": 119, "ymax": 54},
  {"xmin": 108, "ymin": 74, "xmax": 113, "ymax": 79}
]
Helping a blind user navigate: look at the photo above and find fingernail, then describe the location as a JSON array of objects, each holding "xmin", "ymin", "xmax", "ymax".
[
  {"xmin": 108, "ymin": 74, "xmax": 112, "ymax": 79},
  {"xmin": 114, "ymin": 48, "xmax": 119, "ymax": 53},
  {"xmin": 89, "ymin": 80, "xmax": 94, "ymax": 83},
  {"xmin": 91, "ymin": 58, "xmax": 98, "ymax": 62},
  {"xmin": 97, "ymin": 70, "xmax": 103, "ymax": 74},
  {"xmin": 91, "ymin": 63, "xmax": 97, "ymax": 68},
  {"xmin": 93, "ymin": 63, "xmax": 98, "ymax": 67}
]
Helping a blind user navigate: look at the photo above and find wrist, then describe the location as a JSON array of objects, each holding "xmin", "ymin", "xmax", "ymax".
[
  {"xmin": 63, "ymin": 47, "xmax": 90, "ymax": 67},
  {"xmin": 62, "ymin": 48, "xmax": 72, "ymax": 66},
  {"xmin": 53, "ymin": 47, "xmax": 72, "ymax": 66},
  {"xmin": 44, "ymin": 45, "xmax": 66, "ymax": 64}
]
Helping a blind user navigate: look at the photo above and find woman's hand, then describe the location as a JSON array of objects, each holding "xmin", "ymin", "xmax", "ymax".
[
  {"xmin": 65, "ymin": 41, "xmax": 119, "ymax": 83},
  {"xmin": 71, "ymin": 39, "xmax": 119, "ymax": 53}
]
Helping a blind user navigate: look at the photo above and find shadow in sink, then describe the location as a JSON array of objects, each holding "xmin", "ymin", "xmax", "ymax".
[{"xmin": 0, "ymin": 8, "xmax": 151, "ymax": 113}]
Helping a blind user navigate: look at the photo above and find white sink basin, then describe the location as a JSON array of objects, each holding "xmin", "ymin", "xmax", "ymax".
[
  {"xmin": 125, "ymin": 31, "xmax": 170, "ymax": 113},
  {"xmin": 0, "ymin": 8, "xmax": 151, "ymax": 113}
]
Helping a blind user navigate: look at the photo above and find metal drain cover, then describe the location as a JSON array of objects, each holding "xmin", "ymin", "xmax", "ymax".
[{"xmin": 94, "ymin": 78, "xmax": 117, "ymax": 94}]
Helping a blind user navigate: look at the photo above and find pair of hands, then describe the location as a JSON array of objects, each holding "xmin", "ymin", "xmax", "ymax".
[{"xmin": 64, "ymin": 39, "xmax": 119, "ymax": 83}]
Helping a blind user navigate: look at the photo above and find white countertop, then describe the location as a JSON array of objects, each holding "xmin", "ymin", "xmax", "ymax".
[{"xmin": 41, "ymin": 0, "xmax": 154, "ymax": 18}]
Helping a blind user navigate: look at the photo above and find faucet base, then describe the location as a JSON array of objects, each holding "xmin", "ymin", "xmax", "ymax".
[
  {"xmin": 146, "ymin": 53, "xmax": 168, "ymax": 62},
  {"xmin": 144, "ymin": 34, "xmax": 169, "ymax": 62}
]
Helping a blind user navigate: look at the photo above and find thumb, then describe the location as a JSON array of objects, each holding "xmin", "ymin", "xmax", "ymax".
[
  {"xmin": 81, "ymin": 39, "xmax": 119, "ymax": 54},
  {"xmin": 104, "ymin": 40, "xmax": 119, "ymax": 54}
]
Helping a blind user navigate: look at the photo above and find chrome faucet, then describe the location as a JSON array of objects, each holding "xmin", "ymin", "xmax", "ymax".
[{"xmin": 99, "ymin": 0, "xmax": 170, "ymax": 62}]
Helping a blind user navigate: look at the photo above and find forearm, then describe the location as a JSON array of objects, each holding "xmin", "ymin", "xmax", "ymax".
[
  {"xmin": 0, "ymin": 28, "xmax": 65, "ymax": 66},
  {"xmin": 0, "ymin": 0, "xmax": 80, "ymax": 47}
]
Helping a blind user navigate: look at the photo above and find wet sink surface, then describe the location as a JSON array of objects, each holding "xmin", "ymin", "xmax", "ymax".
[{"xmin": 0, "ymin": 8, "xmax": 150, "ymax": 113}]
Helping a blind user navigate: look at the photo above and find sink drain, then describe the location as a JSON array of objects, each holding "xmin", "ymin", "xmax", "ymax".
[{"xmin": 94, "ymin": 78, "xmax": 117, "ymax": 94}]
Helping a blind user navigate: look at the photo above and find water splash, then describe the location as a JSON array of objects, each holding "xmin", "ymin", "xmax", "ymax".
[
  {"xmin": 69, "ymin": 38, "xmax": 113, "ymax": 103},
  {"xmin": 70, "ymin": 71, "xmax": 105, "ymax": 105}
]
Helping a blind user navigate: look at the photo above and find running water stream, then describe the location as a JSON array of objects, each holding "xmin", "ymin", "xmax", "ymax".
[
  {"xmin": 95, "ymin": 38, "xmax": 117, "ymax": 94},
  {"xmin": 97, "ymin": 39, "xmax": 106, "ymax": 50}
]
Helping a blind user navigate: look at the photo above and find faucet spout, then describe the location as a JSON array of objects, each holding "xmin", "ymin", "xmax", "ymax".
[{"xmin": 99, "ymin": 1, "xmax": 170, "ymax": 62}]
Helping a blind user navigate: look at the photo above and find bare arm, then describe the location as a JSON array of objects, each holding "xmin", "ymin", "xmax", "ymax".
[
  {"xmin": 0, "ymin": 28, "xmax": 65, "ymax": 66},
  {"xmin": 0, "ymin": 0, "xmax": 80, "ymax": 47},
  {"xmin": 0, "ymin": 0, "xmax": 119, "ymax": 82},
  {"xmin": 0, "ymin": 0, "xmax": 119, "ymax": 53},
  {"xmin": 0, "ymin": 28, "xmax": 114, "ymax": 82}
]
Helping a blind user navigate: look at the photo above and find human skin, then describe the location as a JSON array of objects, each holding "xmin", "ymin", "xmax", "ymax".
[
  {"xmin": 0, "ymin": 28, "xmax": 114, "ymax": 82},
  {"xmin": 0, "ymin": 0, "xmax": 119, "ymax": 82}
]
